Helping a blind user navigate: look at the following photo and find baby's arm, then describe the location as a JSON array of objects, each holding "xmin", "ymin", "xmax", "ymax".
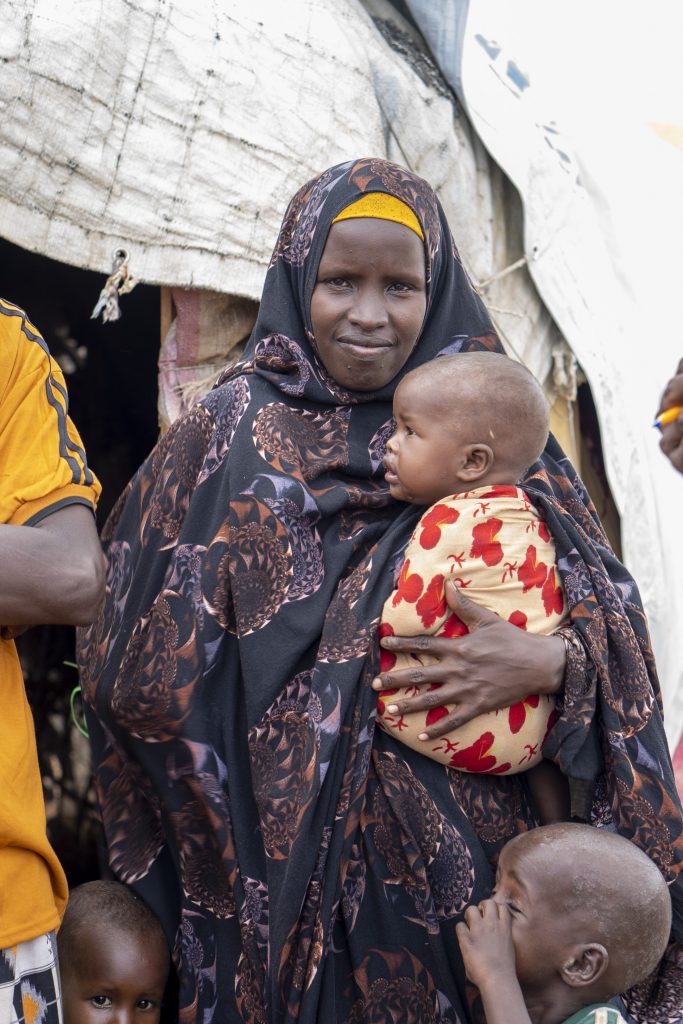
[{"xmin": 456, "ymin": 900, "xmax": 532, "ymax": 1024}]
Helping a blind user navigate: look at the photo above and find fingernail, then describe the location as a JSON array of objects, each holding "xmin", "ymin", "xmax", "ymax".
[
  {"xmin": 418, "ymin": 732, "xmax": 428, "ymax": 741},
  {"xmin": 386, "ymin": 704, "xmax": 399, "ymax": 714},
  {"xmin": 371, "ymin": 678, "xmax": 382, "ymax": 690}
]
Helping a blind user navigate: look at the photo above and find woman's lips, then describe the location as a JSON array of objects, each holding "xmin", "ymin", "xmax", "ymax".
[{"xmin": 337, "ymin": 336, "xmax": 393, "ymax": 360}]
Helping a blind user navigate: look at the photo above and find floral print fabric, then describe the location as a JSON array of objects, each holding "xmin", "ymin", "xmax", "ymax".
[
  {"xmin": 77, "ymin": 159, "xmax": 683, "ymax": 1023},
  {"xmin": 377, "ymin": 486, "xmax": 566, "ymax": 773}
]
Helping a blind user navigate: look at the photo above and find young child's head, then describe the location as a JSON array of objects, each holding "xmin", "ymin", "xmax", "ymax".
[
  {"xmin": 495, "ymin": 823, "xmax": 671, "ymax": 1007},
  {"xmin": 384, "ymin": 351, "xmax": 549, "ymax": 505},
  {"xmin": 58, "ymin": 881, "xmax": 170, "ymax": 1024}
]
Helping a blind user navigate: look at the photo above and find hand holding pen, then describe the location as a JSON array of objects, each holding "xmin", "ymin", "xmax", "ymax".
[{"xmin": 655, "ymin": 358, "xmax": 683, "ymax": 474}]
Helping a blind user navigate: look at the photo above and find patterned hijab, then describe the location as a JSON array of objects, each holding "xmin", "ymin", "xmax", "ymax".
[{"xmin": 79, "ymin": 159, "xmax": 683, "ymax": 1023}]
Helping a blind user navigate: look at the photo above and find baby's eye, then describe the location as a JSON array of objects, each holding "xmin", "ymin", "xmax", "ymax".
[
  {"xmin": 405, "ymin": 426, "xmax": 416, "ymax": 437},
  {"xmin": 90, "ymin": 995, "xmax": 113, "ymax": 1009}
]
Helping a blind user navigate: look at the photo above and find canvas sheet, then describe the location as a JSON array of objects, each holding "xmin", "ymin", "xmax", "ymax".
[
  {"xmin": 406, "ymin": 0, "xmax": 683, "ymax": 746},
  {"xmin": 0, "ymin": 0, "xmax": 564, "ymax": 389}
]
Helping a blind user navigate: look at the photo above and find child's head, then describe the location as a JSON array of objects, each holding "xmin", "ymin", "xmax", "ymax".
[
  {"xmin": 384, "ymin": 351, "xmax": 549, "ymax": 504},
  {"xmin": 494, "ymin": 823, "xmax": 671, "ymax": 1005},
  {"xmin": 58, "ymin": 881, "xmax": 170, "ymax": 1024}
]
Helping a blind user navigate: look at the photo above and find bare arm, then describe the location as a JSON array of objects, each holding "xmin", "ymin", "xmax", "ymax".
[
  {"xmin": 372, "ymin": 581, "xmax": 565, "ymax": 738},
  {"xmin": 456, "ymin": 901, "xmax": 532, "ymax": 1024},
  {"xmin": 0, "ymin": 504, "xmax": 105, "ymax": 626}
]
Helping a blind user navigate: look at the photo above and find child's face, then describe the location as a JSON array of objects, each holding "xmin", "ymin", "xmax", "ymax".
[
  {"xmin": 491, "ymin": 838, "xmax": 572, "ymax": 997},
  {"xmin": 384, "ymin": 375, "xmax": 469, "ymax": 505},
  {"xmin": 61, "ymin": 923, "xmax": 168, "ymax": 1024}
]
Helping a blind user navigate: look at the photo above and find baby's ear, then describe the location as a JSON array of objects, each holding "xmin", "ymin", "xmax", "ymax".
[
  {"xmin": 561, "ymin": 944, "xmax": 609, "ymax": 988},
  {"xmin": 457, "ymin": 443, "xmax": 494, "ymax": 482}
]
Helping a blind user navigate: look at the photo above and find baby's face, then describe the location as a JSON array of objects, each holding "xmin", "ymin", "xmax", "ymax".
[
  {"xmin": 61, "ymin": 923, "xmax": 168, "ymax": 1024},
  {"xmin": 384, "ymin": 376, "xmax": 469, "ymax": 505},
  {"xmin": 491, "ymin": 839, "xmax": 571, "ymax": 997}
]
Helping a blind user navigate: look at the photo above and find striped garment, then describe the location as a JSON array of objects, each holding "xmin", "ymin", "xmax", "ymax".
[{"xmin": 0, "ymin": 933, "xmax": 62, "ymax": 1024}]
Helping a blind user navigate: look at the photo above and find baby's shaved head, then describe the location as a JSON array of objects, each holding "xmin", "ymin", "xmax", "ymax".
[
  {"xmin": 405, "ymin": 351, "xmax": 549, "ymax": 481},
  {"xmin": 506, "ymin": 823, "xmax": 672, "ymax": 994}
]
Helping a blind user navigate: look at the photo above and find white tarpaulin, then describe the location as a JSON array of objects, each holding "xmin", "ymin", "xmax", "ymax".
[
  {"xmin": 0, "ymin": 0, "xmax": 564, "ymax": 393},
  {"xmin": 407, "ymin": 0, "xmax": 683, "ymax": 746}
]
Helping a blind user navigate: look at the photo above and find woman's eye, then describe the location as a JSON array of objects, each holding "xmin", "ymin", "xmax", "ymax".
[
  {"xmin": 137, "ymin": 999, "xmax": 157, "ymax": 1011},
  {"xmin": 389, "ymin": 281, "xmax": 413, "ymax": 293},
  {"xmin": 90, "ymin": 995, "xmax": 113, "ymax": 1009},
  {"xmin": 327, "ymin": 277, "xmax": 350, "ymax": 288}
]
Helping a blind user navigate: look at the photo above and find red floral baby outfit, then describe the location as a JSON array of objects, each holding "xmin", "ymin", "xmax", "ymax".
[{"xmin": 378, "ymin": 485, "xmax": 568, "ymax": 774}]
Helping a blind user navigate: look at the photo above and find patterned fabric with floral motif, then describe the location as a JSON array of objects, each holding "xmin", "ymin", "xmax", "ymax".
[
  {"xmin": 77, "ymin": 159, "xmax": 683, "ymax": 1024},
  {"xmin": 378, "ymin": 486, "xmax": 566, "ymax": 773}
]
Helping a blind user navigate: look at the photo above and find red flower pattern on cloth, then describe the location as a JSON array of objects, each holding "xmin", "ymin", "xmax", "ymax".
[
  {"xmin": 518, "ymin": 545, "xmax": 548, "ymax": 592},
  {"xmin": 508, "ymin": 610, "xmax": 528, "ymax": 630},
  {"xmin": 508, "ymin": 695, "xmax": 540, "ymax": 734},
  {"xmin": 391, "ymin": 558, "xmax": 423, "ymax": 607},
  {"xmin": 445, "ymin": 732, "xmax": 512, "ymax": 774},
  {"xmin": 469, "ymin": 517, "xmax": 504, "ymax": 566},
  {"xmin": 378, "ymin": 486, "xmax": 567, "ymax": 775},
  {"xmin": 418, "ymin": 503, "xmax": 460, "ymax": 550},
  {"xmin": 542, "ymin": 567, "xmax": 564, "ymax": 617},
  {"xmin": 441, "ymin": 613, "xmax": 469, "ymax": 637},
  {"xmin": 378, "ymin": 622, "xmax": 397, "ymax": 672},
  {"xmin": 415, "ymin": 573, "xmax": 447, "ymax": 628},
  {"xmin": 476, "ymin": 486, "xmax": 519, "ymax": 500}
]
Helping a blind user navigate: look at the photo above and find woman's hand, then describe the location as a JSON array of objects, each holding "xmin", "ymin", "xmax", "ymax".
[
  {"xmin": 372, "ymin": 582, "xmax": 566, "ymax": 739},
  {"xmin": 657, "ymin": 357, "xmax": 683, "ymax": 474}
]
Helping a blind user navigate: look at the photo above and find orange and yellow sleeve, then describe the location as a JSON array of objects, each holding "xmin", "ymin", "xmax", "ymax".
[{"xmin": 0, "ymin": 299, "xmax": 101, "ymax": 526}]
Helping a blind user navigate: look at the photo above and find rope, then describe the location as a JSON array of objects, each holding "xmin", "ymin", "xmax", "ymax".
[{"xmin": 91, "ymin": 248, "xmax": 137, "ymax": 323}]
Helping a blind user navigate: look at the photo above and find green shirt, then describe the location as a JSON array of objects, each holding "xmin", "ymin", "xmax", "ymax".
[{"xmin": 563, "ymin": 1005, "xmax": 626, "ymax": 1024}]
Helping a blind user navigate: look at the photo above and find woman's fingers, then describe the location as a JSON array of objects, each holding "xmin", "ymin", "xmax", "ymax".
[
  {"xmin": 417, "ymin": 705, "xmax": 477, "ymax": 739},
  {"xmin": 443, "ymin": 579, "xmax": 497, "ymax": 628}
]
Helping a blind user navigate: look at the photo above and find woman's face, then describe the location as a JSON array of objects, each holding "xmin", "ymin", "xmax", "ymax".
[{"xmin": 310, "ymin": 218, "xmax": 427, "ymax": 392}]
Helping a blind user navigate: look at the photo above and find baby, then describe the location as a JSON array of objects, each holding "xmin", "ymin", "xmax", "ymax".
[
  {"xmin": 456, "ymin": 823, "xmax": 672, "ymax": 1024},
  {"xmin": 378, "ymin": 351, "xmax": 568, "ymax": 821},
  {"xmin": 58, "ymin": 881, "xmax": 169, "ymax": 1024}
]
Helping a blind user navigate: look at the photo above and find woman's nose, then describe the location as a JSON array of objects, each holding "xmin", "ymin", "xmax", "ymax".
[{"xmin": 348, "ymin": 287, "xmax": 389, "ymax": 330}]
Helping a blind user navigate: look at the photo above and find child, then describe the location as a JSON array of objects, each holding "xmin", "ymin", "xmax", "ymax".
[
  {"xmin": 456, "ymin": 822, "xmax": 672, "ymax": 1024},
  {"xmin": 377, "ymin": 351, "xmax": 568, "ymax": 821},
  {"xmin": 58, "ymin": 881, "xmax": 169, "ymax": 1024}
]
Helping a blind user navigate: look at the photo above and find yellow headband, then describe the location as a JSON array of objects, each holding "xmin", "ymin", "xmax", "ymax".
[{"xmin": 331, "ymin": 193, "xmax": 424, "ymax": 241}]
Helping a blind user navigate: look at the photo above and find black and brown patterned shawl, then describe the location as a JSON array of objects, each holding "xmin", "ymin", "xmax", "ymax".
[{"xmin": 78, "ymin": 159, "xmax": 683, "ymax": 1024}]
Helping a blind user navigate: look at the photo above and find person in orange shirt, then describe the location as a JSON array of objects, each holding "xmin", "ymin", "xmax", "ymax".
[{"xmin": 0, "ymin": 298, "xmax": 104, "ymax": 1024}]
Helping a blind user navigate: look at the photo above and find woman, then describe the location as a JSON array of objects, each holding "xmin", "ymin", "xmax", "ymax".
[{"xmin": 78, "ymin": 159, "xmax": 683, "ymax": 1023}]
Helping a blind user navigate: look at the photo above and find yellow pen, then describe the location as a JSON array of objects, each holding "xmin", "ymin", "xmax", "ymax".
[{"xmin": 654, "ymin": 405, "xmax": 683, "ymax": 429}]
